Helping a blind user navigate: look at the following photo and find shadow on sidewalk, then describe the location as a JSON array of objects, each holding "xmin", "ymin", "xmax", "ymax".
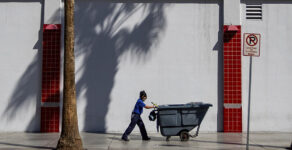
[{"xmin": 0, "ymin": 142, "xmax": 54, "ymax": 150}]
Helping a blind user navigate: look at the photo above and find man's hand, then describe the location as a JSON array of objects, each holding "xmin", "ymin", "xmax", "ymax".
[{"xmin": 151, "ymin": 102, "xmax": 159, "ymax": 108}]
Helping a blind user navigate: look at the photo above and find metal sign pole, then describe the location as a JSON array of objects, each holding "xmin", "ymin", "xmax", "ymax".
[{"xmin": 246, "ymin": 56, "xmax": 253, "ymax": 150}]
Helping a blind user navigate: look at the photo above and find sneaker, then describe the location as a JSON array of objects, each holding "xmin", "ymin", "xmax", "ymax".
[
  {"xmin": 142, "ymin": 137, "xmax": 151, "ymax": 141},
  {"xmin": 121, "ymin": 137, "xmax": 129, "ymax": 141}
]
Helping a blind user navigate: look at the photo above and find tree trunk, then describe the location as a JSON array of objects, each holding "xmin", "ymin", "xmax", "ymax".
[{"xmin": 56, "ymin": 0, "xmax": 83, "ymax": 149}]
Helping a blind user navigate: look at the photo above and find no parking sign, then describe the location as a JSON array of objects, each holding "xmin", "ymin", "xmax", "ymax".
[
  {"xmin": 243, "ymin": 33, "xmax": 261, "ymax": 57},
  {"xmin": 243, "ymin": 33, "xmax": 261, "ymax": 150}
]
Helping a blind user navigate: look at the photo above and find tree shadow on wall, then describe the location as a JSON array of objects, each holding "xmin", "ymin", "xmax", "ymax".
[
  {"xmin": 74, "ymin": 1, "xmax": 168, "ymax": 132},
  {"xmin": 1, "ymin": 54, "xmax": 42, "ymax": 132},
  {"xmin": 0, "ymin": 0, "xmax": 44, "ymax": 132}
]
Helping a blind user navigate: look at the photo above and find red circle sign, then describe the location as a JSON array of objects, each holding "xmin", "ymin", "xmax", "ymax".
[{"xmin": 246, "ymin": 34, "xmax": 258, "ymax": 46}]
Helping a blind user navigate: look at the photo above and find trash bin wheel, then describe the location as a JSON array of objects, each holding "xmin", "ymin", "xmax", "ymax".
[
  {"xmin": 179, "ymin": 131, "xmax": 189, "ymax": 141},
  {"xmin": 166, "ymin": 136, "xmax": 171, "ymax": 141}
]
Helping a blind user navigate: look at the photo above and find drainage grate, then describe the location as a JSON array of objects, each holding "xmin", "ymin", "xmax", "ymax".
[{"xmin": 246, "ymin": 4, "xmax": 262, "ymax": 20}]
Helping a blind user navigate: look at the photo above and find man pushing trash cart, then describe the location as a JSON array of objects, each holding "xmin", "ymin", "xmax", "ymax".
[{"xmin": 121, "ymin": 90, "xmax": 212, "ymax": 142}]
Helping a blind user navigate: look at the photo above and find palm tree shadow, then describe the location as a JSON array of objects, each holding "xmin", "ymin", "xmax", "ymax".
[
  {"xmin": 0, "ymin": 0, "xmax": 44, "ymax": 132},
  {"xmin": 1, "ymin": 53, "xmax": 42, "ymax": 132},
  {"xmin": 74, "ymin": 1, "xmax": 168, "ymax": 132}
]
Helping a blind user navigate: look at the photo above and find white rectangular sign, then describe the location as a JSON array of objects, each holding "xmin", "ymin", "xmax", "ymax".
[{"xmin": 243, "ymin": 33, "xmax": 261, "ymax": 57}]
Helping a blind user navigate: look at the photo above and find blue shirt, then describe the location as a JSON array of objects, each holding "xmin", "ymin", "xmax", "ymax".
[{"xmin": 133, "ymin": 99, "xmax": 146, "ymax": 115}]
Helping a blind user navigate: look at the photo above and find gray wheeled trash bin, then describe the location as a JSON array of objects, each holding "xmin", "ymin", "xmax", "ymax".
[{"xmin": 149, "ymin": 102, "xmax": 212, "ymax": 141}]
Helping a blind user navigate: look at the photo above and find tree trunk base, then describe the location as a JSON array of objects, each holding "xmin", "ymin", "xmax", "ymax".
[{"xmin": 56, "ymin": 136, "xmax": 83, "ymax": 150}]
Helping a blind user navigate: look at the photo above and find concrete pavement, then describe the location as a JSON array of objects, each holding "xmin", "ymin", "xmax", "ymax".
[{"xmin": 0, "ymin": 132, "xmax": 291, "ymax": 150}]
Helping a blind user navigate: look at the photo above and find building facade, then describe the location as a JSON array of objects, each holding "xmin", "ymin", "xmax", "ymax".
[{"xmin": 0, "ymin": 0, "xmax": 291, "ymax": 133}]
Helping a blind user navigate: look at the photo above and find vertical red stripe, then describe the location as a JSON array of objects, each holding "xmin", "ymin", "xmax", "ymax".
[
  {"xmin": 223, "ymin": 25, "xmax": 242, "ymax": 132},
  {"xmin": 41, "ymin": 107, "xmax": 60, "ymax": 132},
  {"xmin": 41, "ymin": 24, "xmax": 61, "ymax": 132},
  {"xmin": 41, "ymin": 24, "xmax": 61, "ymax": 103}
]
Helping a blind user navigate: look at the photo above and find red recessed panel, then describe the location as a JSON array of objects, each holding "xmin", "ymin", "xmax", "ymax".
[
  {"xmin": 41, "ymin": 107, "xmax": 59, "ymax": 132},
  {"xmin": 223, "ymin": 108, "xmax": 242, "ymax": 132},
  {"xmin": 223, "ymin": 25, "xmax": 242, "ymax": 132},
  {"xmin": 41, "ymin": 24, "xmax": 61, "ymax": 103},
  {"xmin": 41, "ymin": 24, "xmax": 61, "ymax": 133}
]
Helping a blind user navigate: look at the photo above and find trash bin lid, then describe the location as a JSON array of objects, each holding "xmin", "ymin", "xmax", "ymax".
[
  {"xmin": 187, "ymin": 102, "xmax": 213, "ymax": 107},
  {"xmin": 158, "ymin": 102, "xmax": 212, "ymax": 110}
]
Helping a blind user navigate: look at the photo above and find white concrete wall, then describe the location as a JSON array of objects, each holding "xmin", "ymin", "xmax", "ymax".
[
  {"xmin": 1, "ymin": 0, "xmax": 291, "ymax": 133},
  {"xmin": 0, "ymin": 1, "xmax": 43, "ymax": 132},
  {"xmin": 74, "ymin": 0, "xmax": 222, "ymax": 132},
  {"xmin": 241, "ymin": 0, "xmax": 292, "ymax": 132},
  {"xmin": 44, "ymin": 0, "xmax": 61, "ymax": 24},
  {"xmin": 224, "ymin": 0, "xmax": 240, "ymax": 25}
]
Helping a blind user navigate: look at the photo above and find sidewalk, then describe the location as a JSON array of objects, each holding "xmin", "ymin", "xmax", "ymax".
[{"xmin": 0, "ymin": 132, "xmax": 291, "ymax": 150}]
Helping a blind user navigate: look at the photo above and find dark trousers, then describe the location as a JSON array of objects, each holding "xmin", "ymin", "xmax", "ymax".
[{"xmin": 122, "ymin": 113, "xmax": 149, "ymax": 139}]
